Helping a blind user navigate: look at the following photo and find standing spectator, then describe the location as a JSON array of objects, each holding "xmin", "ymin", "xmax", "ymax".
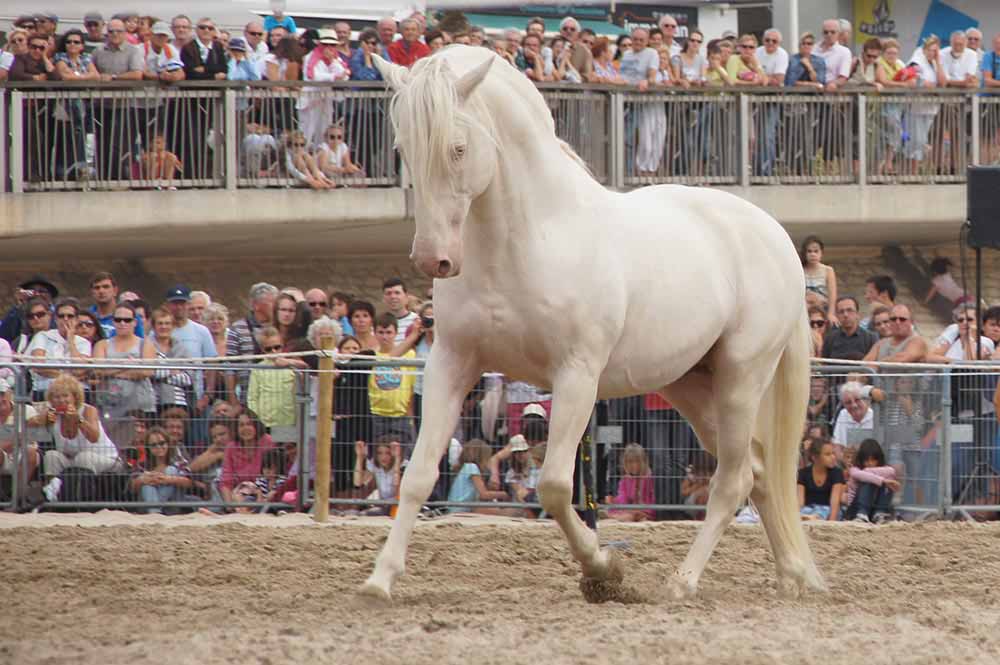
[
  {"xmin": 391, "ymin": 303, "xmax": 433, "ymax": 433},
  {"xmin": 593, "ymin": 37, "xmax": 624, "ymax": 83},
  {"xmin": 382, "ymin": 278, "xmax": 418, "ymax": 344},
  {"xmin": 518, "ymin": 33, "xmax": 546, "ymax": 81},
  {"xmin": 92, "ymin": 303, "xmax": 156, "ymax": 445},
  {"xmin": 299, "ymin": 30, "xmax": 349, "ymax": 149},
  {"xmin": 188, "ymin": 291, "xmax": 211, "ymax": 325},
  {"xmin": 248, "ymin": 327, "xmax": 297, "ymax": 428},
  {"xmin": 559, "ymin": 17, "xmax": 594, "ymax": 81},
  {"xmin": 905, "ymin": 36, "xmax": 947, "ymax": 173},
  {"xmin": 170, "ymin": 15, "xmax": 193, "ymax": 50},
  {"xmin": 89, "ymin": 272, "xmax": 126, "ymax": 339},
  {"xmin": 264, "ymin": 0, "xmax": 297, "ymax": 35},
  {"xmin": 27, "ymin": 298, "xmax": 91, "ymax": 401},
  {"xmin": 83, "ymin": 12, "xmax": 106, "ymax": 53},
  {"xmin": 785, "ymin": 32, "xmax": 825, "ymax": 89},
  {"xmin": 9, "ymin": 33, "xmax": 53, "ymax": 81},
  {"xmin": 53, "ymin": 29, "xmax": 99, "ymax": 81},
  {"xmin": 549, "ymin": 36, "xmax": 582, "ymax": 83},
  {"xmin": 848, "ymin": 38, "xmax": 883, "ymax": 87},
  {"xmin": 816, "ymin": 18, "xmax": 851, "ymax": 88},
  {"xmin": 180, "ymin": 17, "xmax": 227, "ymax": 179},
  {"xmin": 349, "ymin": 27, "xmax": 382, "ymax": 81},
  {"xmin": 727, "ymin": 34, "xmax": 765, "ymax": 86},
  {"xmin": 800, "ymin": 235, "xmax": 838, "ymax": 323},
  {"xmin": 387, "ymin": 18, "xmax": 430, "ymax": 67},
  {"xmin": 823, "ymin": 297, "xmax": 878, "ymax": 360},
  {"xmin": 13, "ymin": 297, "xmax": 54, "ymax": 366},
  {"xmin": 837, "ymin": 19, "xmax": 852, "ymax": 49},
  {"xmin": 862, "ymin": 274, "xmax": 897, "ymax": 329},
  {"xmin": 181, "ymin": 18, "xmax": 226, "ymax": 80},
  {"xmin": 148, "ymin": 307, "xmax": 191, "ymax": 411},
  {"xmin": 1, "ymin": 276, "xmax": 58, "ymax": 346},
  {"xmin": 166, "ymin": 285, "xmax": 217, "ymax": 445},
  {"xmin": 332, "ymin": 335, "xmax": 373, "ymax": 495},
  {"xmin": 1, "ymin": 29, "xmax": 30, "ymax": 82},
  {"xmin": 755, "ymin": 29, "xmax": 788, "ymax": 177},
  {"xmin": 940, "ymin": 31, "xmax": 980, "ymax": 172},
  {"xmin": 349, "ymin": 300, "xmax": 378, "ymax": 350},
  {"xmin": 657, "ymin": 15, "xmax": 682, "ymax": 57},
  {"xmin": 620, "ymin": 28, "xmax": 658, "ymax": 176},
  {"xmin": 334, "ymin": 21, "xmax": 353, "ymax": 68},
  {"xmin": 672, "ymin": 29, "xmax": 705, "ymax": 86},
  {"xmin": 468, "ymin": 26, "xmax": 485, "ymax": 47},
  {"xmin": 226, "ymin": 37, "xmax": 260, "ymax": 82},
  {"xmin": 202, "ymin": 303, "xmax": 230, "ymax": 402},
  {"xmin": 227, "ymin": 283, "xmax": 279, "ymax": 409},
  {"xmin": 93, "ymin": 19, "xmax": 144, "ymax": 81},
  {"xmin": 304, "ymin": 289, "xmax": 330, "ymax": 321},
  {"xmin": 273, "ymin": 293, "xmax": 315, "ymax": 367},
  {"xmin": 368, "ymin": 314, "xmax": 416, "ymax": 446},
  {"xmin": 75, "ymin": 311, "xmax": 105, "ymax": 350},
  {"xmin": 92, "ymin": 19, "xmax": 143, "ymax": 181},
  {"xmin": 243, "ymin": 21, "xmax": 269, "ymax": 76},
  {"xmin": 330, "ymin": 291, "xmax": 355, "ymax": 336},
  {"xmin": 142, "ymin": 22, "xmax": 185, "ymax": 83},
  {"xmin": 966, "ymin": 28, "xmax": 984, "ymax": 67},
  {"xmin": 376, "ymin": 17, "xmax": 398, "ymax": 60}
]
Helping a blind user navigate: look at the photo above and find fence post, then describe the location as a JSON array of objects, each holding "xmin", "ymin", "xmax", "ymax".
[
  {"xmin": 0, "ymin": 90, "xmax": 7, "ymax": 193},
  {"xmin": 10, "ymin": 91, "xmax": 23, "ymax": 194},
  {"xmin": 940, "ymin": 368, "xmax": 953, "ymax": 517},
  {"xmin": 11, "ymin": 368, "xmax": 30, "ymax": 510},
  {"xmin": 223, "ymin": 89, "xmax": 237, "ymax": 191},
  {"xmin": 971, "ymin": 94, "xmax": 981, "ymax": 166},
  {"xmin": 312, "ymin": 336, "xmax": 336, "ymax": 522},
  {"xmin": 857, "ymin": 93, "xmax": 867, "ymax": 187},
  {"xmin": 294, "ymin": 371, "xmax": 310, "ymax": 514},
  {"xmin": 610, "ymin": 91, "xmax": 625, "ymax": 189},
  {"xmin": 739, "ymin": 94, "xmax": 751, "ymax": 188}
]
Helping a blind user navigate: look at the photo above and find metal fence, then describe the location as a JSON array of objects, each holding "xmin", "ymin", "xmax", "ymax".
[
  {"xmin": 5, "ymin": 83, "xmax": 1000, "ymax": 192},
  {"xmin": 4, "ymin": 356, "xmax": 1000, "ymax": 520}
]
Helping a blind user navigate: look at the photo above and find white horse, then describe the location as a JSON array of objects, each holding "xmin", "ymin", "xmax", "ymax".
[{"xmin": 360, "ymin": 46, "xmax": 824, "ymax": 601}]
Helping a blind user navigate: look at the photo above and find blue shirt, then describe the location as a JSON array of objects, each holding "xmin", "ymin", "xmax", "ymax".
[
  {"xmin": 447, "ymin": 463, "xmax": 481, "ymax": 513},
  {"xmin": 785, "ymin": 54, "xmax": 827, "ymax": 87},
  {"xmin": 339, "ymin": 315, "xmax": 354, "ymax": 336},
  {"xmin": 227, "ymin": 57, "xmax": 260, "ymax": 81},
  {"xmin": 170, "ymin": 319, "xmax": 216, "ymax": 360},
  {"xmin": 350, "ymin": 49, "xmax": 383, "ymax": 81},
  {"xmin": 91, "ymin": 305, "xmax": 144, "ymax": 339},
  {"xmin": 982, "ymin": 51, "xmax": 1000, "ymax": 81},
  {"xmin": 264, "ymin": 15, "xmax": 297, "ymax": 34}
]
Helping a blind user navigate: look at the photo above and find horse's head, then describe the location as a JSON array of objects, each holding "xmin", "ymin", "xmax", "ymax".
[{"xmin": 376, "ymin": 49, "xmax": 498, "ymax": 279}]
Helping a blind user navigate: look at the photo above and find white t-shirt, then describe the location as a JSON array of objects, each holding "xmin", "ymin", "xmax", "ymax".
[
  {"xmin": 756, "ymin": 46, "xmax": 789, "ymax": 79},
  {"xmin": 0, "ymin": 50, "xmax": 14, "ymax": 72},
  {"xmin": 620, "ymin": 47, "xmax": 659, "ymax": 86},
  {"xmin": 815, "ymin": 41, "xmax": 852, "ymax": 83},
  {"xmin": 832, "ymin": 406, "xmax": 875, "ymax": 447},
  {"xmin": 319, "ymin": 142, "xmax": 349, "ymax": 168},
  {"xmin": 931, "ymin": 272, "xmax": 966, "ymax": 302},
  {"xmin": 26, "ymin": 331, "xmax": 92, "ymax": 393},
  {"xmin": 1, "ymin": 403, "xmax": 38, "ymax": 473},
  {"xmin": 934, "ymin": 325, "xmax": 995, "ymax": 361},
  {"xmin": 940, "ymin": 46, "xmax": 978, "ymax": 83},
  {"xmin": 395, "ymin": 311, "xmax": 418, "ymax": 344}
]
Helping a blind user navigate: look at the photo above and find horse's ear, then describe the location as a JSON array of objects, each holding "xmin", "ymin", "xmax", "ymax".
[
  {"xmin": 373, "ymin": 54, "xmax": 411, "ymax": 89},
  {"xmin": 454, "ymin": 56, "xmax": 493, "ymax": 102}
]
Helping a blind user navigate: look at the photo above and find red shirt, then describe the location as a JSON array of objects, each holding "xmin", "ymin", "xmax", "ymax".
[{"xmin": 387, "ymin": 39, "xmax": 430, "ymax": 67}]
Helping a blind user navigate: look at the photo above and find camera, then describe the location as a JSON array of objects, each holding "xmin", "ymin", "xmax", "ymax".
[{"xmin": 420, "ymin": 315, "xmax": 434, "ymax": 329}]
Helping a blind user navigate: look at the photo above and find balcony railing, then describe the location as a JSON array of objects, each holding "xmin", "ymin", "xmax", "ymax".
[{"xmin": 3, "ymin": 81, "xmax": 999, "ymax": 193}]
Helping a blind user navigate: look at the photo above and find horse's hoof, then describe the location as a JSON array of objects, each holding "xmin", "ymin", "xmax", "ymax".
[
  {"xmin": 579, "ymin": 550, "xmax": 644, "ymax": 604},
  {"xmin": 666, "ymin": 574, "xmax": 698, "ymax": 600},
  {"xmin": 358, "ymin": 578, "xmax": 392, "ymax": 603},
  {"xmin": 582, "ymin": 547, "xmax": 625, "ymax": 583}
]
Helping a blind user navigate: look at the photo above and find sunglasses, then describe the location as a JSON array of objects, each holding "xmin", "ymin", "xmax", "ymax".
[
  {"xmin": 148, "ymin": 440, "xmax": 167, "ymax": 447},
  {"xmin": 247, "ymin": 31, "xmax": 263, "ymax": 36},
  {"xmin": 309, "ymin": 301, "xmax": 328, "ymax": 307},
  {"xmin": 740, "ymin": 44, "xmax": 755, "ymax": 49},
  {"xmin": 107, "ymin": 28, "xmax": 125, "ymax": 34},
  {"xmin": 688, "ymin": 38, "xmax": 702, "ymax": 43},
  {"xmin": 823, "ymin": 29, "xmax": 838, "ymax": 34},
  {"xmin": 363, "ymin": 39, "xmax": 377, "ymax": 45},
  {"xmin": 263, "ymin": 345, "xmax": 283, "ymax": 352},
  {"xmin": 77, "ymin": 320, "xmax": 95, "ymax": 328},
  {"xmin": 113, "ymin": 317, "xmax": 134, "ymax": 323},
  {"xmin": 801, "ymin": 40, "xmax": 815, "ymax": 46},
  {"xmin": 889, "ymin": 316, "xmax": 909, "ymax": 322},
  {"xmin": 29, "ymin": 44, "xmax": 47, "ymax": 51},
  {"xmin": 57, "ymin": 313, "xmax": 77, "ymax": 319},
  {"xmin": 293, "ymin": 142, "xmax": 306, "ymax": 147},
  {"xmin": 764, "ymin": 38, "xmax": 778, "ymax": 44},
  {"xmin": 65, "ymin": 39, "xmax": 83, "ymax": 45},
  {"xmin": 561, "ymin": 26, "xmax": 577, "ymax": 33},
  {"xmin": 957, "ymin": 317, "xmax": 975, "ymax": 323},
  {"xmin": 27, "ymin": 311, "xmax": 49, "ymax": 320},
  {"xmin": 85, "ymin": 21, "xmax": 100, "ymax": 27},
  {"xmin": 810, "ymin": 320, "xmax": 827, "ymax": 328},
  {"xmin": 197, "ymin": 25, "xmax": 215, "ymax": 31},
  {"xmin": 874, "ymin": 319, "xmax": 891, "ymax": 326}
]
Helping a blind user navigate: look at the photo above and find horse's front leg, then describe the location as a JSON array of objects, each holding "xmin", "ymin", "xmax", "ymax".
[
  {"xmin": 537, "ymin": 368, "xmax": 622, "ymax": 586},
  {"xmin": 359, "ymin": 344, "xmax": 480, "ymax": 601}
]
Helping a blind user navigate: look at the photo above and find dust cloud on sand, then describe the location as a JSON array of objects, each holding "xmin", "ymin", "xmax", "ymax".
[{"xmin": 2, "ymin": 513, "xmax": 1000, "ymax": 665}]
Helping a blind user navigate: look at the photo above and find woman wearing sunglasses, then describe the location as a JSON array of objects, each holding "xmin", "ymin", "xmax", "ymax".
[
  {"xmin": 8, "ymin": 34, "xmax": 55, "ymax": 81},
  {"xmin": 0, "ymin": 28, "xmax": 30, "ymax": 81}
]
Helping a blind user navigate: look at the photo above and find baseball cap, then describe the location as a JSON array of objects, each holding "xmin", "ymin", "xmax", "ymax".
[
  {"xmin": 83, "ymin": 11, "xmax": 103, "ymax": 23},
  {"xmin": 227, "ymin": 36, "xmax": 248, "ymax": 51},
  {"xmin": 721, "ymin": 29, "xmax": 737, "ymax": 40},
  {"xmin": 509, "ymin": 434, "xmax": 529, "ymax": 452},
  {"xmin": 151, "ymin": 21, "xmax": 172, "ymax": 36},
  {"xmin": 522, "ymin": 403, "xmax": 547, "ymax": 419},
  {"xmin": 165, "ymin": 285, "xmax": 192, "ymax": 302}
]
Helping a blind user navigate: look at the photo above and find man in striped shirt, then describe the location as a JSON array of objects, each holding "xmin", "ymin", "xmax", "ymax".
[{"xmin": 226, "ymin": 282, "xmax": 278, "ymax": 409}]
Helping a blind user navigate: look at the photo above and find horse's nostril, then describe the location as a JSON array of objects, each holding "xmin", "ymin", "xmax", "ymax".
[{"xmin": 437, "ymin": 260, "xmax": 452, "ymax": 277}]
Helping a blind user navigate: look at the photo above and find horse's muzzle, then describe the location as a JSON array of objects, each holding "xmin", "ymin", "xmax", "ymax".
[{"xmin": 413, "ymin": 254, "xmax": 460, "ymax": 279}]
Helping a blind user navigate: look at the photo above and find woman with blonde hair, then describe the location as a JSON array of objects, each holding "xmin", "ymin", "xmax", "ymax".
[
  {"xmin": 203, "ymin": 303, "xmax": 230, "ymax": 403},
  {"xmin": 35, "ymin": 374, "xmax": 121, "ymax": 502}
]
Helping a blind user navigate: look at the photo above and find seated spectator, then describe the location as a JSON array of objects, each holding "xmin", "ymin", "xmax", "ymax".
[
  {"xmin": 118, "ymin": 410, "xmax": 150, "ymax": 468},
  {"xmin": 832, "ymin": 381, "xmax": 875, "ymax": 455},
  {"xmin": 844, "ymin": 438, "xmax": 899, "ymax": 523},
  {"xmin": 255, "ymin": 447, "xmax": 288, "ymax": 498},
  {"xmin": 353, "ymin": 438, "xmax": 402, "ymax": 515},
  {"xmin": 501, "ymin": 435, "xmax": 538, "ymax": 504},
  {"xmin": 388, "ymin": 18, "xmax": 430, "ymax": 66},
  {"xmin": 247, "ymin": 326, "xmax": 297, "ymax": 428},
  {"xmin": 680, "ymin": 448, "xmax": 715, "ymax": 519},
  {"xmin": 797, "ymin": 438, "xmax": 845, "ymax": 521},
  {"xmin": 604, "ymin": 442, "xmax": 655, "ymax": 521},
  {"xmin": 219, "ymin": 410, "xmax": 274, "ymax": 504},
  {"xmin": 188, "ymin": 415, "xmax": 233, "ymax": 502},
  {"xmin": 447, "ymin": 439, "xmax": 511, "ymax": 515},
  {"xmin": 141, "ymin": 133, "xmax": 183, "ymax": 188},
  {"xmin": 129, "ymin": 426, "xmax": 193, "ymax": 513},
  {"xmin": 350, "ymin": 28, "xmax": 383, "ymax": 81},
  {"xmin": 487, "ymin": 409, "xmax": 549, "ymax": 489},
  {"xmin": 37, "ymin": 374, "xmax": 121, "ymax": 502},
  {"xmin": 92, "ymin": 303, "xmax": 156, "ymax": 443},
  {"xmin": 1, "ymin": 377, "xmax": 41, "ymax": 485},
  {"xmin": 317, "ymin": 124, "xmax": 364, "ymax": 181},
  {"xmin": 27, "ymin": 298, "xmax": 91, "ymax": 402},
  {"xmin": 243, "ymin": 123, "xmax": 279, "ymax": 177},
  {"xmin": 807, "ymin": 376, "xmax": 832, "ymax": 430},
  {"xmin": 785, "ymin": 32, "xmax": 825, "ymax": 89},
  {"xmin": 823, "ymin": 296, "xmax": 878, "ymax": 360},
  {"xmin": 284, "ymin": 130, "xmax": 336, "ymax": 189},
  {"xmin": 76, "ymin": 311, "xmax": 105, "ymax": 350},
  {"xmin": 14, "ymin": 296, "xmax": 54, "ymax": 359},
  {"xmin": 927, "ymin": 303, "xmax": 995, "ymax": 363}
]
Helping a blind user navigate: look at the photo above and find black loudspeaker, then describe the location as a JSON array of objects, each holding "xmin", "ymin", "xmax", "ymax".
[{"xmin": 968, "ymin": 166, "xmax": 1000, "ymax": 249}]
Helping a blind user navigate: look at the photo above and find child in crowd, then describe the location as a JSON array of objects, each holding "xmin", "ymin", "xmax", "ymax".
[
  {"xmin": 284, "ymin": 130, "xmax": 335, "ymax": 190},
  {"xmin": 800, "ymin": 422, "xmax": 829, "ymax": 468},
  {"xmin": 924, "ymin": 257, "xmax": 969, "ymax": 307},
  {"xmin": 680, "ymin": 449, "xmax": 715, "ymax": 520},
  {"xmin": 243, "ymin": 122, "xmax": 279, "ymax": 177},
  {"xmin": 247, "ymin": 327, "xmax": 297, "ymax": 429},
  {"xmin": 797, "ymin": 438, "xmax": 845, "ymax": 521},
  {"xmin": 604, "ymin": 443, "xmax": 655, "ymax": 522},
  {"xmin": 188, "ymin": 417, "xmax": 232, "ymax": 504},
  {"xmin": 129, "ymin": 426, "xmax": 193, "ymax": 514},
  {"xmin": 255, "ymin": 447, "xmax": 288, "ymax": 498},
  {"xmin": 800, "ymin": 235, "xmax": 838, "ymax": 325},
  {"xmin": 447, "ymin": 439, "xmax": 512, "ymax": 515},
  {"xmin": 844, "ymin": 438, "xmax": 899, "ymax": 524},
  {"xmin": 503, "ymin": 435, "xmax": 536, "ymax": 503},
  {"xmin": 141, "ymin": 133, "xmax": 182, "ymax": 190},
  {"xmin": 317, "ymin": 123, "xmax": 364, "ymax": 182},
  {"xmin": 353, "ymin": 437, "xmax": 402, "ymax": 516}
]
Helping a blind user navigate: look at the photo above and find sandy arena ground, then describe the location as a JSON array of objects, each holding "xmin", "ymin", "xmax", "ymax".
[{"xmin": 2, "ymin": 512, "xmax": 1000, "ymax": 665}]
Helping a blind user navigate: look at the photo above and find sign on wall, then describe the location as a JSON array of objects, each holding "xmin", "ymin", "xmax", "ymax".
[
  {"xmin": 611, "ymin": 3, "xmax": 698, "ymax": 38},
  {"xmin": 855, "ymin": 0, "xmax": 898, "ymax": 46}
]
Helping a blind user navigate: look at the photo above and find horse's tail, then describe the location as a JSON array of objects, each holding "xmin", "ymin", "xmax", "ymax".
[{"xmin": 756, "ymin": 309, "xmax": 825, "ymax": 592}]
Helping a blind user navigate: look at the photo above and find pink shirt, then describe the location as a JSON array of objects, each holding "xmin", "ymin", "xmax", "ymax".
[
  {"xmin": 220, "ymin": 435, "xmax": 274, "ymax": 490},
  {"xmin": 844, "ymin": 465, "xmax": 896, "ymax": 505},
  {"xmin": 610, "ymin": 473, "xmax": 656, "ymax": 519}
]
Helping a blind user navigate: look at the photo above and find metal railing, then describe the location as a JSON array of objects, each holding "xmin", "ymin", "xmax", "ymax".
[
  {"xmin": 4, "ymin": 355, "xmax": 1000, "ymax": 521},
  {"xmin": 5, "ymin": 82, "xmax": 1000, "ymax": 193}
]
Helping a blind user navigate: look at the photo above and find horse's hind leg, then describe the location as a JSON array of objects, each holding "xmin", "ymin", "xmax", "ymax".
[
  {"xmin": 359, "ymin": 345, "xmax": 480, "ymax": 601},
  {"xmin": 537, "ymin": 369, "xmax": 622, "ymax": 587},
  {"xmin": 662, "ymin": 368, "xmax": 760, "ymax": 598}
]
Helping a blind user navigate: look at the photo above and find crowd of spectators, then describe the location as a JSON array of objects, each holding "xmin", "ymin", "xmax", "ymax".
[{"xmin": 4, "ymin": 11, "xmax": 1000, "ymax": 185}]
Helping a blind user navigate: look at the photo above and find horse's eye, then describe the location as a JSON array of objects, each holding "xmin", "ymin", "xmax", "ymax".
[{"xmin": 451, "ymin": 144, "xmax": 467, "ymax": 161}]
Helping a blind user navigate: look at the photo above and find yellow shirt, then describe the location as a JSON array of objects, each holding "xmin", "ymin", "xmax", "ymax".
[
  {"xmin": 368, "ymin": 350, "xmax": 416, "ymax": 418},
  {"xmin": 726, "ymin": 56, "xmax": 761, "ymax": 82},
  {"xmin": 247, "ymin": 360, "xmax": 296, "ymax": 427},
  {"xmin": 878, "ymin": 57, "xmax": 904, "ymax": 80}
]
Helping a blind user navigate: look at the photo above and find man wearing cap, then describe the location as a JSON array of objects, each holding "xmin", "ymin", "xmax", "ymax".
[
  {"xmin": 142, "ymin": 21, "xmax": 186, "ymax": 82},
  {"xmin": 300, "ymin": 29, "xmax": 350, "ymax": 147},
  {"xmin": 0, "ymin": 377, "xmax": 41, "ymax": 488},
  {"xmin": 387, "ymin": 18, "xmax": 429, "ymax": 67},
  {"xmin": 34, "ymin": 12, "xmax": 58, "ymax": 38},
  {"xmin": 0, "ymin": 277, "xmax": 58, "ymax": 345},
  {"xmin": 83, "ymin": 11, "xmax": 106, "ymax": 53},
  {"xmin": 226, "ymin": 37, "xmax": 260, "ymax": 81},
  {"xmin": 165, "ymin": 286, "xmax": 217, "ymax": 439}
]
